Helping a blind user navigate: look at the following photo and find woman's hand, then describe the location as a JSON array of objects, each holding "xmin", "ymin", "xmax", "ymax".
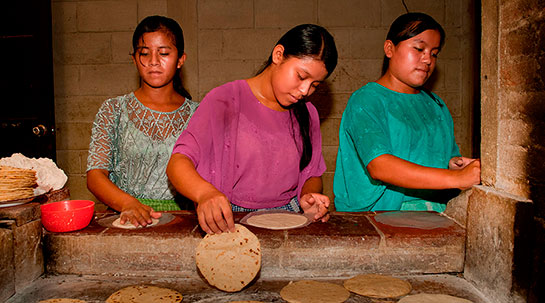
[
  {"xmin": 299, "ymin": 193, "xmax": 330, "ymax": 222},
  {"xmin": 167, "ymin": 154, "xmax": 235, "ymax": 234},
  {"xmin": 196, "ymin": 190, "xmax": 235, "ymax": 234},
  {"xmin": 119, "ymin": 198, "xmax": 162, "ymax": 227},
  {"xmin": 449, "ymin": 156, "xmax": 476, "ymax": 170},
  {"xmin": 453, "ymin": 158, "xmax": 481, "ymax": 190}
]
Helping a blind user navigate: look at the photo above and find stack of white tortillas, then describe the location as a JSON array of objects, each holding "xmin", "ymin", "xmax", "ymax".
[
  {"xmin": 0, "ymin": 153, "xmax": 67, "ymax": 195},
  {"xmin": 0, "ymin": 165, "xmax": 37, "ymax": 201},
  {"xmin": 105, "ymin": 285, "xmax": 183, "ymax": 303},
  {"xmin": 39, "ymin": 299, "xmax": 87, "ymax": 303},
  {"xmin": 243, "ymin": 211, "xmax": 309, "ymax": 230},
  {"xmin": 398, "ymin": 293, "xmax": 473, "ymax": 303},
  {"xmin": 280, "ymin": 280, "xmax": 350, "ymax": 303},
  {"xmin": 343, "ymin": 274, "xmax": 412, "ymax": 298},
  {"xmin": 195, "ymin": 224, "xmax": 261, "ymax": 292},
  {"xmin": 112, "ymin": 217, "xmax": 160, "ymax": 229}
]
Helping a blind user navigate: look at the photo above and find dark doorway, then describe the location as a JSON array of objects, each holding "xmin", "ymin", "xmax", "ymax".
[{"xmin": 0, "ymin": 1, "xmax": 56, "ymax": 160}]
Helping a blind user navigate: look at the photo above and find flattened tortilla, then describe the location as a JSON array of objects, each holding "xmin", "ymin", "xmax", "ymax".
[
  {"xmin": 245, "ymin": 212, "xmax": 308, "ymax": 230},
  {"xmin": 280, "ymin": 280, "xmax": 350, "ymax": 303},
  {"xmin": 105, "ymin": 285, "xmax": 182, "ymax": 303},
  {"xmin": 39, "ymin": 300, "xmax": 87, "ymax": 303},
  {"xmin": 195, "ymin": 224, "xmax": 261, "ymax": 292},
  {"xmin": 112, "ymin": 217, "xmax": 159, "ymax": 229},
  {"xmin": 343, "ymin": 274, "xmax": 411, "ymax": 298}
]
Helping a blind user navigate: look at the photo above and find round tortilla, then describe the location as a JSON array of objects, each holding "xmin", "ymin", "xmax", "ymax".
[
  {"xmin": 280, "ymin": 280, "xmax": 350, "ymax": 303},
  {"xmin": 343, "ymin": 274, "xmax": 411, "ymax": 298},
  {"xmin": 105, "ymin": 285, "xmax": 182, "ymax": 303},
  {"xmin": 39, "ymin": 300, "xmax": 87, "ymax": 303},
  {"xmin": 245, "ymin": 212, "xmax": 308, "ymax": 230},
  {"xmin": 195, "ymin": 224, "xmax": 261, "ymax": 292},
  {"xmin": 112, "ymin": 217, "xmax": 159, "ymax": 229},
  {"xmin": 398, "ymin": 293, "xmax": 473, "ymax": 303}
]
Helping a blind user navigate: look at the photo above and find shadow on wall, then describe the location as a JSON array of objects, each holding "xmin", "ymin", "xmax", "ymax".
[
  {"xmin": 308, "ymin": 81, "xmax": 334, "ymax": 120},
  {"xmin": 526, "ymin": 79, "xmax": 545, "ymax": 302}
]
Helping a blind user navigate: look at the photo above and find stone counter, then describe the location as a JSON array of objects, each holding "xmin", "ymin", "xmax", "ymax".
[{"xmin": 44, "ymin": 211, "xmax": 465, "ymax": 279}]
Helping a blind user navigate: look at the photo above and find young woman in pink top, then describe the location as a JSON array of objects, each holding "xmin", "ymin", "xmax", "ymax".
[{"xmin": 167, "ymin": 24, "xmax": 338, "ymax": 234}]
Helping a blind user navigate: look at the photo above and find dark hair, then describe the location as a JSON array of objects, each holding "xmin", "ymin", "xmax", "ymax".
[
  {"xmin": 132, "ymin": 15, "xmax": 192, "ymax": 100},
  {"xmin": 381, "ymin": 12, "xmax": 445, "ymax": 75},
  {"xmin": 258, "ymin": 24, "xmax": 338, "ymax": 171}
]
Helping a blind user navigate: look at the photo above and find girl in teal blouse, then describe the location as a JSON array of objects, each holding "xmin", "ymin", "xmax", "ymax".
[{"xmin": 334, "ymin": 12, "xmax": 481, "ymax": 212}]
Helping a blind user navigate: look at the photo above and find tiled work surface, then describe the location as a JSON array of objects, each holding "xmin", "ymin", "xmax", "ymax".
[
  {"xmin": 6, "ymin": 273, "xmax": 490, "ymax": 303},
  {"xmin": 45, "ymin": 211, "xmax": 465, "ymax": 278}
]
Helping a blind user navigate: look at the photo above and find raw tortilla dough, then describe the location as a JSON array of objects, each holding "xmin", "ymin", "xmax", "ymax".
[
  {"xmin": 343, "ymin": 274, "xmax": 412, "ymax": 298},
  {"xmin": 280, "ymin": 280, "xmax": 350, "ymax": 303},
  {"xmin": 39, "ymin": 300, "xmax": 87, "ymax": 303},
  {"xmin": 112, "ymin": 217, "xmax": 159, "ymax": 229},
  {"xmin": 245, "ymin": 212, "xmax": 308, "ymax": 230},
  {"xmin": 398, "ymin": 293, "xmax": 473, "ymax": 303},
  {"xmin": 106, "ymin": 285, "xmax": 183, "ymax": 303},
  {"xmin": 195, "ymin": 224, "xmax": 261, "ymax": 292}
]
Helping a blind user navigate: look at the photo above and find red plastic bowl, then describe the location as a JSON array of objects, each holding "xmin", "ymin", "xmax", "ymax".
[{"xmin": 40, "ymin": 200, "xmax": 95, "ymax": 232}]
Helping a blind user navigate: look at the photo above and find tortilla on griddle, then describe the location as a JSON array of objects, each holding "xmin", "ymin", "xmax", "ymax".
[
  {"xmin": 105, "ymin": 285, "xmax": 182, "ymax": 303},
  {"xmin": 39, "ymin": 299, "xmax": 87, "ymax": 303},
  {"xmin": 343, "ymin": 274, "xmax": 412, "ymax": 298},
  {"xmin": 398, "ymin": 293, "xmax": 473, "ymax": 303},
  {"xmin": 195, "ymin": 224, "xmax": 261, "ymax": 292},
  {"xmin": 280, "ymin": 280, "xmax": 350, "ymax": 303}
]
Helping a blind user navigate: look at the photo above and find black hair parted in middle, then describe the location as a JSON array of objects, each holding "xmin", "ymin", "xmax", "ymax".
[{"xmin": 258, "ymin": 24, "xmax": 338, "ymax": 171}]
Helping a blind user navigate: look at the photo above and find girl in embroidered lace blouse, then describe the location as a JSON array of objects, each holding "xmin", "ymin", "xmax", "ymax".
[{"xmin": 87, "ymin": 16, "xmax": 198, "ymax": 227}]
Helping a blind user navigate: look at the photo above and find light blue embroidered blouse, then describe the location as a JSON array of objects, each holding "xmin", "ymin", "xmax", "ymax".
[{"xmin": 87, "ymin": 93, "xmax": 198, "ymax": 201}]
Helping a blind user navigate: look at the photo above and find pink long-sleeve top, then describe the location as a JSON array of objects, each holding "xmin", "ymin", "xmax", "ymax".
[{"xmin": 172, "ymin": 80, "xmax": 326, "ymax": 209}]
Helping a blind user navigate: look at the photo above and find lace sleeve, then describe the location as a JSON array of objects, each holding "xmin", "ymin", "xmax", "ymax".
[{"xmin": 87, "ymin": 98, "xmax": 120, "ymax": 172}]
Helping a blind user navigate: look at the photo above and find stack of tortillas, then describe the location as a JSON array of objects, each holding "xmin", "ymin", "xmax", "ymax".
[
  {"xmin": 280, "ymin": 280, "xmax": 350, "ymax": 303},
  {"xmin": 0, "ymin": 165, "xmax": 37, "ymax": 201},
  {"xmin": 106, "ymin": 285, "xmax": 183, "ymax": 303},
  {"xmin": 343, "ymin": 274, "xmax": 412, "ymax": 298},
  {"xmin": 399, "ymin": 293, "xmax": 473, "ymax": 303},
  {"xmin": 195, "ymin": 224, "xmax": 261, "ymax": 292}
]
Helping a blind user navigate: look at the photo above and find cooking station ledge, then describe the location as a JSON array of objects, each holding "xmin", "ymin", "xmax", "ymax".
[
  {"xmin": 2, "ymin": 203, "xmax": 494, "ymax": 303},
  {"xmin": 43, "ymin": 210, "xmax": 465, "ymax": 279}
]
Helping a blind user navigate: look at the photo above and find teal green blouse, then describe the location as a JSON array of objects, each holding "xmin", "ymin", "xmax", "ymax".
[{"xmin": 333, "ymin": 82, "xmax": 461, "ymax": 212}]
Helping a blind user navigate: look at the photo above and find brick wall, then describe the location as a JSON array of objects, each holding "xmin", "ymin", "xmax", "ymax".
[
  {"xmin": 51, "ymin": 0, "xmax": 477, "ymax": 207},
  {"xmin": 466, "ymin": 0, "xmax": 545, "ymax": 302}
]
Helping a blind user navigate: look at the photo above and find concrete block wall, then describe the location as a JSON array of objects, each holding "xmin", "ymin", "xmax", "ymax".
[
  {"xmin": 51, "ymin": 0, "xmax": 477, "ymax": 208},
  {"xmin": 467, "ymin": 0, "xmax": 545, "ymax": 302}
]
